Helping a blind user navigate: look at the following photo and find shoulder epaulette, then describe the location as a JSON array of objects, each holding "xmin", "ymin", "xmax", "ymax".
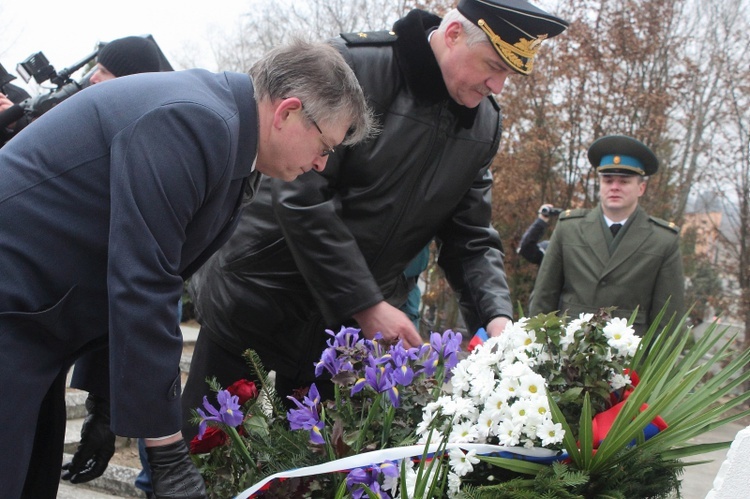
[
  {"xmin": 340, "ymin": 30, "xmax": 398, "ymax": 46},
  {"xmin": 559, "ymin": 208, "xmax": 588, "ymax": 220},
  {"xmin": 649, "ymin": 216, "xmax": 680, "ymax": 233}
]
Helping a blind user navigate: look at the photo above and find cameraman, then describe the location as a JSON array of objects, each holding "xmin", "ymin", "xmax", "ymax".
[
  {"xmin": 89, "ymin": 35, "xmax": 162, "ymax": 84},
  {"xmin": 517, "ymin": 203, "xmax": 560, "ymax": 265},
  {"xmin": 0, "ymin": 82, "xmax": 32, "ymax": 147}
]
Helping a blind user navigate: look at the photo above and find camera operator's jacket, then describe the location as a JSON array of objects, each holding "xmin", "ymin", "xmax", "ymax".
[
  {"xmin": 529, "ymin": 205, "xmax": 685, "ymax": 333},
  {"xmin": 190, "ymin": 9, "xmax": 513, "ymax": 379}
]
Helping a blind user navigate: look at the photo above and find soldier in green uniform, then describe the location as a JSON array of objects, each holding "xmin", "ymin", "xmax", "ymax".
[{"xmin": 529, "ymin": 135, "xmax": 685, "ymax": 334}]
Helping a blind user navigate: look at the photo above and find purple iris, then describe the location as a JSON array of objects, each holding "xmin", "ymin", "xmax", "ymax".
[
  {"xmin": 286, "ymin": 384, "xmax": 326, "ymax": 444},
  {"xmin": 325, "ymin": 326, "xmax": 362, "ymax": 349},
  {"xmin": 390, "ymin": 347, "xmax": 416, "ymax": 386},
  {"xmin": 352, "ymin": 365, "xmax": 400, "ymax": 407},
  {"xmin": 346, "ymin": 466, "xmax": 391, "ymax": 499},
  {"xmin": 314, "ymin": 345, "xmax": 353, "ymax": 377},
  {"xmin": 196, "ymin": 390, "xmax": 244, "ymax": 439}
]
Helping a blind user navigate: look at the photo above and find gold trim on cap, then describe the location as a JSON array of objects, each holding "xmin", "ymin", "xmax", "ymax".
[{"xmin": 478, "ymin": 19, "xmax": 547, "ymax": 75}]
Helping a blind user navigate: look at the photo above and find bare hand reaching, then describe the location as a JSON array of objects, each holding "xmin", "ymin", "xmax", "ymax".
[{"xmin": 352, "ymin": 301, "xmax": 423, "ymax": 349}]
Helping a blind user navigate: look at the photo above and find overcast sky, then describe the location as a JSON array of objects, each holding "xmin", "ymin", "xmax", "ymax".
[{"xmin": 1, "ymin": 0, "xmax": 250, "ymax": 94}]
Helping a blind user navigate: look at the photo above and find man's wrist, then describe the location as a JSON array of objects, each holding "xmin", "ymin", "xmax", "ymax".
[{"xmin": 144, "ymin": 431, "xmax": 182, "ymax": 447}]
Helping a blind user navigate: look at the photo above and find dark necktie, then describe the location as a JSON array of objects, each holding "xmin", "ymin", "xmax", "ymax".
[{"xmin": 610, "ymin": 223, "xmax": 622, "ymax": 237}]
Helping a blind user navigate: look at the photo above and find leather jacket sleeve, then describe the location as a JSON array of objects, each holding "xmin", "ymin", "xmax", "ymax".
[
  {"xmin": 435, "ymin": 166, "xmax": 513, "ymax": 332},
  {"xmin": 271, "ymin": 166, "xmax": 385, "ymax": 324}
]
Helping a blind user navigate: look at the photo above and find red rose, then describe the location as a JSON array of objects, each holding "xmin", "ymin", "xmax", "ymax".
[
  {"xmin": 190, "ymin": 426, "xmax": 228, "ymax": 454},
  {"xmin": 227, "ymin": 379, "xmax": 259, "ymax": 405}
]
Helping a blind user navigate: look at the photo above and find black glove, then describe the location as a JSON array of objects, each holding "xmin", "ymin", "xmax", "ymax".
[
  {"xmin": 146, "ymin": 438, "xmax": 207, "ymax": 499},
  {"xmin": 61, "ymin": 393, "xmax": 116, "ymax": 483}
]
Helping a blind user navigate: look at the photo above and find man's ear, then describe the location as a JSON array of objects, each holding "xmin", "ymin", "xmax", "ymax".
[
  {"xmin": 443, "ymin": 21, "xmax": 463, "ymax": 49},
  {"xmin": 272, "ymin": 97, "xmax": 303, "ymax": 130}
]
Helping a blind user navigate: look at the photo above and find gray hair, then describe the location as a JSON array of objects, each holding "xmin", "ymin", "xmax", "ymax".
[
  {"xmin": 249, "ymin": 38, "xmax": 376, "ymax": 145},
  {"xmin": 436, "ymin": 9, "xmax": 491, "ymax": 47}
]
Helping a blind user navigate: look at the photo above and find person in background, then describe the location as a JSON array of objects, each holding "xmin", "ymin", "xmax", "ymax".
[
  {"xmin": 517, "ymin": 203, "xmax": 560, "ymax": 265},
  {"xmin": 0, "ymin": 39, "xmax": 373, "ymax": 499},
  {"xmin": 0, "ymin": 82, "xmax": 32, "ymax": 146},
  {"xmin": 529, "ymin": 135, "xmax": 685, "ymax": 334},
  {"xmin": 89, "ymin": 35, "xmax": 163, "ymax": 84},
  {"xmin": 181, "ymin": 0, "xmax": 569, "ymax": 444}
]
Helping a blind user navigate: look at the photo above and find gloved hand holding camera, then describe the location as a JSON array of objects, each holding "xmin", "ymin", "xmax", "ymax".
[{"xmin": 61, "ymin": 393, "xmax": 116, "ymax": 484}]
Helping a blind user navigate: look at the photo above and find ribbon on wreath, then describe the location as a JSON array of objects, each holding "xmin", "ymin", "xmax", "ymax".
[
  {"xmin": 467, "ymin": 327, "xmax": 489, "ymax": 352},
  {"xmin": 592, "ymin": 369, "xmax": 667, "ymax": 448},
  {"xmin": 234, "ymin": 443, "xmax": 561, "ymax": 498}
]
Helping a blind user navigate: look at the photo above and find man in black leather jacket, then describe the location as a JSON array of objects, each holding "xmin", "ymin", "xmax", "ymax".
[{"xmin": 182, "ymin": 0, "xmax": 568, "ymax": 442}]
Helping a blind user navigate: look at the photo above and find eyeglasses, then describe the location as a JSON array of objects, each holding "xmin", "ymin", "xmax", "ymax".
[{"xmin": 308, "ymin": 115, "xmax": 336, "ymax": 157}]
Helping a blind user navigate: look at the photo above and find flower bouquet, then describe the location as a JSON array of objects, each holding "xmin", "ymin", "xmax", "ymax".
[{"xmin": 190, "ymin": 306, "xmax": 750, "ymax": 498}]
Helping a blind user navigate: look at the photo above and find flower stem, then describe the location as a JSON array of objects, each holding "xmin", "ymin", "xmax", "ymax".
[{"xmin": 226, "ymin": 425, "xmax": 255, "ymax": 469}]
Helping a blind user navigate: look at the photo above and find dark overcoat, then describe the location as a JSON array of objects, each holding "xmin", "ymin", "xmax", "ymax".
[{"xmin": 0, "ymin": 68, "xmax": 259, "ymax": 498}]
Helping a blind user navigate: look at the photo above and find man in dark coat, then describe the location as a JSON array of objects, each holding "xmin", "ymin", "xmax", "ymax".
[
  {"xmin": 530, "ymin": 135, "xmax": 685, "ymax": 333},
  {"xmin": 0, "ymin": 39, "xmax": 373, "ymax": 499},
  {"xmin": 181, "ymin": 0, "xmax": 569, "ymax": 442}
]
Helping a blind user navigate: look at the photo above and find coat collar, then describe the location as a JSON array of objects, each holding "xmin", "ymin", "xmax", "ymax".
[
  {"xmin": 393, "ymin": 9, "xmax": 480, "ymax": 128},
  {"xmin": 581, "ymin": 205, "xmax": 653, "ymax": 277}
]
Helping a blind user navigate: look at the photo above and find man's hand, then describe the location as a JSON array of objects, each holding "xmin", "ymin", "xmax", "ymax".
[
  {"xmin": 486, "ymin": 316, "xmax": 511, "ymax": 337},
  {"xmin": 146, "ymin": 437, "xmax": 207, "ymax": 499},
  {"xmin": 538, "ymin": 203, "xmax": 554, "ymax": 223},
  {"xmin": 352, "ymin": 301, "xmax": 423, "ymax": 348},
  {"xmin": 61, "ymin": 393, "xmax": 116, "ymax": 484}
]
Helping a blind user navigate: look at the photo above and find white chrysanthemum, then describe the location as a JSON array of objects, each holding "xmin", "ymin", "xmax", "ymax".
[
  {"xmin": 447, "ymin": 472, "xmax": 462, "ymax": 498},
  {"xmin": 536, "ymin": 419, "xmax": 565, "ymax": 446},
  {"xmin": 510, "ymin": 399, "xmax": 531, "ymax": 424},
  {"xmin": 448, "ymin": 447, "xmax": 479, "ymax": 477},
  {"xmin": 451, "ymin": 395, "xmax": 480, "ymax": 422},
  {"xmin": 417, "ymin": 406, "xmax": 438, "ymax": 436},
  {"xmin": 476, "ymin": 409, "xmax": 500, "ymax": 439},
  {"xmin": 450, "ymin": 361, "xmax": 473, "ymax": 395},
  {"xmin": 484, "ymin": 391, "xmax": 510, "ymax": 417},
  {"xmin": 503, "ymin": 361, "xmax": 531, "ymax": 380},
  {"xmin": 497, "ymin": 376, "xmax": 519, "ymax": 399},
  {"xmin": 449, "ymin": 420, "xmax": 479, "ymax": 443},
  {"xmin": 517, "ymin": 372, "xmax": 546, "ymax": 399},
  {"xmin": 609, "ymin": 371, "xmax": 631, "ymax": 390},
  {"xmin": 468, "ymin": 367, "xmax": 500, "ymax": 400},
  {"xmin": 526, "ymin": 397, "xmax": 551, "ymax": 423},
  {"xmin": 394, "ymin": 460, "xmax": 418, "ymax": 499},
  {"xmin": 416, "ymin": 427, "xmax": 445, "ymax": 445},
  {"xmin": 603, "ymin": 317, "xmax": 635, "ymax": 345},
  {"xmin": 496, "ymin": 419, "xmax": 521, "ymax": 446},
  {"xmin": 623, "ymin": 335, "xmax": 641, "ymax": 357}
]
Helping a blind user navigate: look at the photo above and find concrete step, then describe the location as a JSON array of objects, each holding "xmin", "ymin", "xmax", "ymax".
[{"xmin": 58, "ymin": 452, "xmax": 141, "ymax": 498}]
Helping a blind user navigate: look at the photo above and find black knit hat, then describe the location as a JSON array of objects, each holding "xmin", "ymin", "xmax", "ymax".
[{"xmin": 97, "ymin": 36, "xmax": 161, "ymax": 77}]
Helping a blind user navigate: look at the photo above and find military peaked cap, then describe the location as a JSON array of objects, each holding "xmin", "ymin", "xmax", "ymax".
[
  {"xmin": 457, "ymin": 0, "xmax": 568, "ymax": 75},
  {"xmin": 588, "ymin": 135, "xmax": 659, "ymax": 176}
]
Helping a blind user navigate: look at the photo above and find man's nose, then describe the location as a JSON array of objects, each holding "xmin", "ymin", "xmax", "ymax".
[
  {"xmin": 312, "ymin": 155, "xmax": 328, "ymax": 172},
  {"xmin": 487, "ymin": 73, "xmax": 508, "ymax": 95}
]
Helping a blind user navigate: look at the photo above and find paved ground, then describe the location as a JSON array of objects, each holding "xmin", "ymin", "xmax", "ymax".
[{"xmin": 679, "ymin": 420, "xmax": 747, "ymax": 499}]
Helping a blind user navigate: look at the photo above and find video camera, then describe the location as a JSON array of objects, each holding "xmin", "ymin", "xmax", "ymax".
[
  {"xmin": 0, "ymin": 49, "xmax": 98, "ymax": 129},
  {"xmin": 540, "ymin": 206, "xmax": 562, "ymax": 217}
]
